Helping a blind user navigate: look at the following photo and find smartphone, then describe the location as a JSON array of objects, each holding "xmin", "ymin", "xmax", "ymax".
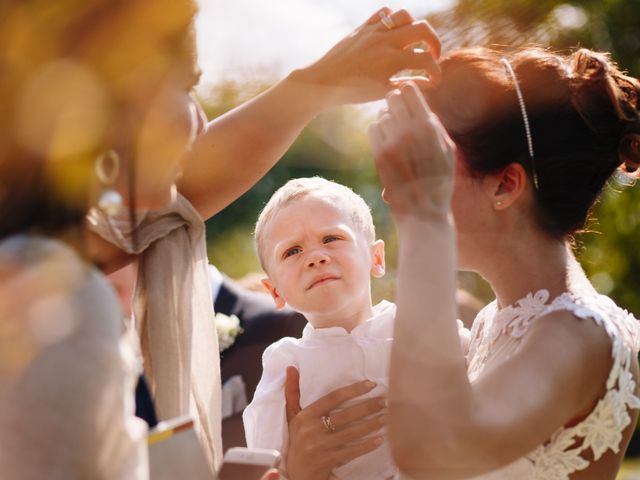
[{"xmin": 217, "ymin": 447, "xmax": 281, "ymax": 480}]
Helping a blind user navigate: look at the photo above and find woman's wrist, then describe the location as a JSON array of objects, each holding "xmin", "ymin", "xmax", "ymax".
[
  {"xmin": 395, "ymin": 208, "xmax": 453, "ymax": 232},
  {"xmin": 285, "ymin": 66, "xmax": 344, "ymax": 111}
]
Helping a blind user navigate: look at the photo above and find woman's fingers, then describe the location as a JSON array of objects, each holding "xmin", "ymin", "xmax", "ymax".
[
  {"xmin": 397, "ymin": 83, "xmax": 455, "ymax": 159},
  {"xmin": 300, "ymin": 8, "xmax": 441, "ymax": 104},
  {"xmin": 377, "ymin": 9, "xmax": 414, "ymax": 31},
  {"xmin": 300, "ymin": 380, "xmax": 377, "ymax": 419},
  {"xmin": 386, "ymin": 83, "xmax": 445, "ymax": 158},
  {"xmin": 367, "ymin": 9, "xmax": 440, "ymax": 61},
  {"xmin": 397, "ymin": 82, "xmax": 455, "ymax": 152},
  {"xmin": 376, "ymin": 18, "xmax": 441, "ymax": 84},
  {"xmin": 386, "ymin": 89, "xmax": 413, "ymax": 123},
  {"xmin": 388, "ymin": 49, "xmax": 441, "ymax": 86},
  {"xmin": 396, "ymin": 82, "xmax": 431, "ymax": 119},
  {"xmin": 363, "ymin": 6, "xmax": 394, "ymax": 26},
  {"xmin": 328, "ymin": 396, "xmax": 386, "ymax": 430},
  {"xmin": 377, "ymin": 111, "xmax": 418, "ymax": 182},
  {"xmin": 378, "ymin": 109, "xmax": 401, "ymax": 142},
  {"xmin": 331, "ymin": 412, "xmax": 386, "ymax": 445},
  {"xmin": 284, "ymin": 366, "xmax": 302, "ymax": 424},
  {"xmin": 369, "ymin": 81, "xmax": 456, "ymax": 218},
  {"xmin": 369, "ymin": 121, "xmax": 410, "ymax": 208},
  {"xmin": 305, "ymin": 412, "xmax": 387, "ymax": 465},
  {"xmin": 369, "ymin": 121, "xmax": 385, "ymax": 150},
  {"xmin": 390, "ymin": 20, "xmax": 441, "ymax": 59},
  {"xmin": 369, "ymin": 120, "xmax": 401, "ymax": 181},
  {"xmin": 284, "ymin": 378, "xmax": 383, "ymax": 478},
  {"xmin": 366, "ymin": 8, "xmax": 414, "ymax": 30}
]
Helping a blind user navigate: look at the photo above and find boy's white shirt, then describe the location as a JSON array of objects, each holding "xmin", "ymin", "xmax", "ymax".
[
  {"xmin": 243, "ymin": 300, "xmax": 397, "ymax": 480},
  {"xmin": 243, "ymin": 300, "xmax": 471, "ymax": 479}
]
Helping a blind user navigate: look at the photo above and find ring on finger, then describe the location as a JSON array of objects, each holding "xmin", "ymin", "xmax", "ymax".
[
  {"xmin": 379, "ymin": 12, "xmax": 396, "ymax": 30},
  {"xmin": 321, "ymin": 415, "xmax": 337, "ymax": 433}
]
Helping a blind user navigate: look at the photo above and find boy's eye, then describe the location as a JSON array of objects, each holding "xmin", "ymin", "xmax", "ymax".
[
  {"xmin": 323, "ymin": 235, "xmax": 340, "ymax": 244},
  {"xmin": 283, "ymin": 247, "xmax": 302, "ymax": 258}
]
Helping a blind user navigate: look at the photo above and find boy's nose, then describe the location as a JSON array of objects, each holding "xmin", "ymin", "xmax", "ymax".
[{"xmin": 306, "ymin": 251, "xmax": 330, "ymax": 268}]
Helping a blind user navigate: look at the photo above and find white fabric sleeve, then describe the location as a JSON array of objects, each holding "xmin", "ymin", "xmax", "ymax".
[{"xmin": 242, "ymin": 339, "xmax": 297, "ymax": 454}]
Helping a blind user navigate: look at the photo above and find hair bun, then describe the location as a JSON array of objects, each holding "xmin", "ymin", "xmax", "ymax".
[
  {"xmin": 572, "ymin": 48, "xmax": 639, "ymax": 121},
  {"xmin": 620, "ymin": 132, "xmax": 640, "ymax": 173},
  {"xmin": 572, "ymin": 49, "xmax": 611, "ymax": 78}
]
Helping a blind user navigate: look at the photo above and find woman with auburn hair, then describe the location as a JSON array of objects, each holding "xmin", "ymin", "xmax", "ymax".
[
  {"xmin": 368, "ymin": 47, "xmax": 640, "ymax": 479},
  {"xmin": 0, "ymin": 0, "xmax": 441, "ymax": 477}
]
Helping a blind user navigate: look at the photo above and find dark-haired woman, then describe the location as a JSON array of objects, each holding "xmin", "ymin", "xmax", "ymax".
[{"xmin": 369, "ymin": 48, "xmax": 640, "ymax": 479}]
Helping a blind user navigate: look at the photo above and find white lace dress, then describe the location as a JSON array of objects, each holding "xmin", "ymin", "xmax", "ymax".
[{"xmin": 464, "ymin": 290, "xmax": 640, "ymax": 479}]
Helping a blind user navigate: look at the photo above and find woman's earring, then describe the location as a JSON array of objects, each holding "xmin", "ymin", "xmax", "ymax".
[
  {"xmin": 495, "ymin": 200, "xmax": 503, "ymax": 208},
  {"xmin": 95, "ymin": 149, "xmax": 123, "ymax": 216}
]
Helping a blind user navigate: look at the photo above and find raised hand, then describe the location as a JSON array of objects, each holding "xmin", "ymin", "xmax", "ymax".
[
  {"xmin": 179, "ymin": 9, "xmax": 442, "ymax": 223},
  {"xmin": 292, "ymin": 7, "xmax": 441, "ymax": 105},
  {"xmin": 283, "ymin": 367, "xmax": 385, "ymax": 480},
  {"xmin": 368, "ymin": 82, "xmax": 456, "ymax": 222}
]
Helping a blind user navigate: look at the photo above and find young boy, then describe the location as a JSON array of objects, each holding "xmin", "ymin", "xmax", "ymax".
[{"xmin": 243, "ymin": 177, "xmax": 469, "ymax": 479}]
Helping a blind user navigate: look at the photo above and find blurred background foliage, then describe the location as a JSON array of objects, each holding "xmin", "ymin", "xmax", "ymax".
[{"xmin": 202, "ymin": 0, "xmax": 640, "ymax": 314}]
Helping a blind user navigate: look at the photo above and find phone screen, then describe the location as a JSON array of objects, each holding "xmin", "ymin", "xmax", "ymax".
[{"xmin": 217, "ymin": 462, "xmax": 271, "ymax": 480}]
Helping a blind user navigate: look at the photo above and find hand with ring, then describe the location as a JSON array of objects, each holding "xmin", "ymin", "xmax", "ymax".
[
  {"xmin": 321, "ymin": 415, "xmax": 336, "ymax": 433},
  {"xmin": 291, "ymin": 6, "xmax": 442, "ymax": 106},
  {"xmin": 378, "ymin": 12, "xmax": 396, "ymax": 30},
  {"xmin": 283, "ymin": 367, "xmax": 386, "ymax": 480}
]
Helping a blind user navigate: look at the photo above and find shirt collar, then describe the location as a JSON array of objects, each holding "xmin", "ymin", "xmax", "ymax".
[{"xmin": 301, "ymin": 300, "xmax": 396, "ymax": 340}]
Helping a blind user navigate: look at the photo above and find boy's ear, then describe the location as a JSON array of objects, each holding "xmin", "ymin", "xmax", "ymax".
[
  {"xmin": 370, "ymin": 239, "xmax": 386, "ymax": 278},
  {"xmin": 482, "ymin": 162, "xmax": 528, "ymax": 209},
  {"xmin": 261, "ymin": 278, "xmax": 287, "ymax": 309}
]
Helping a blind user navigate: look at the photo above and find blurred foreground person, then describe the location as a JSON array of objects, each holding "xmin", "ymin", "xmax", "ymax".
[{"xmin": 0, "ymin": 0, "xmax": 441, "ymax": 477}]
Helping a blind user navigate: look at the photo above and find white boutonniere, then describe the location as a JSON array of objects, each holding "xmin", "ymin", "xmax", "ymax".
[{"xmin": 215, "ymin": 312, "xmax": 244, "ymax": 352}]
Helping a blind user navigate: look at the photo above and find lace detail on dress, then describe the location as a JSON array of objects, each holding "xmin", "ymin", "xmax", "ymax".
[
  {"xmin": 468, "ymin": 290, "xmax": 554, "ymax": 370},
  {"xmin": 467, "ymin": 290, "xmax": 640, "ymax": 480}
]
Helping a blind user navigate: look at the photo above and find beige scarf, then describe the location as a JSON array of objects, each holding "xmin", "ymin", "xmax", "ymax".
[{"xmin": 87, "ymin": 193, "xmax": 222, "ymax": 473}]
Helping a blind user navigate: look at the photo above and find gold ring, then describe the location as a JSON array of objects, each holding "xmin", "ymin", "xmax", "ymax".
[
  {"xmin": 379, "ymin": 12, "xmax": 396, "ymax": 30},
  {"xmin": 321, "ymin": 415, "xmax": 336, "ymax": 433}
]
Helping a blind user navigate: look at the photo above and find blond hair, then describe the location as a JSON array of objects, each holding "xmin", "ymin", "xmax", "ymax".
[{"xmin": 255, "ymin": 177, "xmax": 375, "ymax": 270}]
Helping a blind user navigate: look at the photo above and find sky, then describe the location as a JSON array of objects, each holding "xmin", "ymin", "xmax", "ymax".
[{"xmin": 195, "ymin": 0, "xmax": 454, "ymax": 90}]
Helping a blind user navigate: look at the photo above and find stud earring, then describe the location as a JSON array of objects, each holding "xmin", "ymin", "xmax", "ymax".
[
  {"xmin": 95, "ymin": 149, "xmax": 123, "ymax": 216},
  {"xmin": 495, "ymin": 201, "xmax": 503, "ymax": 208}
]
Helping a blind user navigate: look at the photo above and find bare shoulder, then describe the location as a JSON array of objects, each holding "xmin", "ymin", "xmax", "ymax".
[
  {"xmin": 520, "ymin": 309, "xmax": 613, "ymax": 410},
  {"xmin": 527, "ymin": 308, "xmax": 613, "ymax": 363}
]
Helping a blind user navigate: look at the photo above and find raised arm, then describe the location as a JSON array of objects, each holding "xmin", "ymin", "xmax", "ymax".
[
  {"xmin": 179, "ymin": 7, "xmax": 441, "ymax": 220},
  {"xmin": 368, "ymin": 83, "xmax": 613, "ymax": 479}
]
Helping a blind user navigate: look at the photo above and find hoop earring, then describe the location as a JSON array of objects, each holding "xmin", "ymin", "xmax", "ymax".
[{"xmin": 95, "ymin": 149, "xmax": 123, "ymax": 216}]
